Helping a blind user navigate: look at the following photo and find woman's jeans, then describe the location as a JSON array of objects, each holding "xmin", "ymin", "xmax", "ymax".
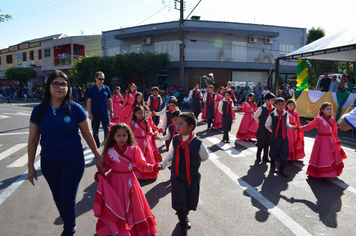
[{"xmin": 41, "ymin": 153, "xmax": 85, "ymax": 236}]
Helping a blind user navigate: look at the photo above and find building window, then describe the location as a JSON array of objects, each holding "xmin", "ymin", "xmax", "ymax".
[
  {"xmin": 23, "ymin": 52, "xmax": 27, "ymax": 61},
  {"xmin": 155, "ymin": 41, "xmax": 179, "ymax": 61},
  {"xmin": 107, "ymin": 46, "xmax": 120, "ymax": 56},
  {"xmin": 131, "ymin": 44, "xmax": 142, "ymax": 52},
  {"xmin": 279, "ymin": 44, "xmax": 295, "ymax": 55},
  {"xmin": 44, "ymin": 48, "xmax": 51, "ymax": 57},
  {"xmin": 30, "ymin": 51, "xmax": 34, "ymax": 60},
  {"xmin": 38, "ymin": 49, "xmax": 42, "ymax": 60},
  {"xmin": 6, "ymin": 54, "xmax": 12, "ymax": 64},
  {"xmin": 74, "ymin": 47, "xmax": 82, "ymax": 55}
]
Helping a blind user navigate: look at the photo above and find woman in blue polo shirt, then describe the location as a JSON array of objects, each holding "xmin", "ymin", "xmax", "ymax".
[{"xmin": 27, "ymin": 70, "xmax": 103, "ymax": 236}]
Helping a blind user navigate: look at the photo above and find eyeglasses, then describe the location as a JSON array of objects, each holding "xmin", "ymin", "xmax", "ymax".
[
  {"xmin": 97, "ymin": 77, "xmax": 105, "ymax": 81},
  {"xmin": 51, "ymin": 82, "xmax": 68, "ymax": 89}
]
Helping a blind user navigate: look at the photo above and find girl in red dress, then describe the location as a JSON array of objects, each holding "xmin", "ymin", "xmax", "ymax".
[
  {"xmin": 111, "ymin": 86, "xmax": 123, "ymax": 123},
  {"xmin": 120, "ymin": 83, "xmax": 137, "ymax": 124},
  {"xmin": 143, "ymin": 105, "xmax": 163, "ymax": 162},
  {"xmin": 93, "ymin": 123, "xmax": 158, "ymax": 236},
  {"xmin": 236, "ymin": 93, "xmax": 258, "ymax": 140},
  {"xmin": 300, "ymin": 102, "xmax": 347, "ymax": 178},
  {"xmin": 285, "ymin": 99, "xmax": 305, "ymax": 161},
  {"xmin": 212, "ymin": 86, "xmax": 225, "ymax": 129},
  {"xmin": 129, "ymin": 106, "xmax": 158, "ymax": 180}
]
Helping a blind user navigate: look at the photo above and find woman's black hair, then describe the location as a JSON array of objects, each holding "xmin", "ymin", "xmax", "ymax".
[{"xmin": 34, "ymin": 70, "xmax": 72, "ymax": 124}]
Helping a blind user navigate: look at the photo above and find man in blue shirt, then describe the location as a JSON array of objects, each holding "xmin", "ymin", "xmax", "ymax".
[{"xmin": 87, "ymin": 71, "xmax": 113, "ymax": 148}]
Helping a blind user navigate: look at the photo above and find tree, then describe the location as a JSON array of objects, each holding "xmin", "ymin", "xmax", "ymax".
[
  {"xmin": 307, "ymin": 27, "xmax": 325, "ymax": 44},
  {"xmin": 5, "ymin": 67, "xmax": 37, "ymax": 84},
  {"xmin": 112, "ymin": 51, "xmax": 170, "ymax": 89},
  {"xmin": 70, "ymin": 55, "xmax": 114, "ymax": 86},
  {"xmin": 0, "ymin": 10, "xmax": 12, "ymax": 22}
]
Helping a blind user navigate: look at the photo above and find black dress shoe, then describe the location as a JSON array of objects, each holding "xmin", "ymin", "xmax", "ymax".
[
  {"xmin": 279, "ymin": 170, "xmax": 288, "ymax": 177},
  {"xmin": 187, "ymin": 216, "xmax": 191, "ymax": 229}
]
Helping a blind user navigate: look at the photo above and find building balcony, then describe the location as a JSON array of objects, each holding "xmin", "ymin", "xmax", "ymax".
[
  {"xmin": 164, "ymin": 49, "xmax": 283, "ymax": 63},
  {"xmin": 54, "ymin": 55, "xmax": 82, "ymax": 67}
]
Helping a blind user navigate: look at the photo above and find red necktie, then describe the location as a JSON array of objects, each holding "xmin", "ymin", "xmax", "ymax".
[
  {"xmin": 275, "ymin": 110, "xmax": 286, "ymax": 140},
  {"xmin": 195, "ymin": 89, "xmax": 199, "ymax": 98},
  {"xmin": 153, "ymin": 96, "xmax": 158, "ymax": 110},
  {"xmin": 226, "ymin": 100, "xmax": 231, "ymax": 116},
  {"xmin": 267, "ymin": 105, "xmax": 273, "ymax": 114},
  {"xmin": 209, "ymin": 93, "xmax": 214, "ymax": 105},
  {"xmin": 175, "ymin": 133, "xmax": 194, "ymax": 185}
]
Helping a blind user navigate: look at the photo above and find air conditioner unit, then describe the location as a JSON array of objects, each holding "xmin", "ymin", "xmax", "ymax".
[
  {"xmin": 264, "ymin": 38, "xmax": 272, "ymax": 44},
  {"xmin": 249, "ymin": 36, "xmax": 257, "ymax": 43},
  {"xmin": 142, "ymin": 37, "xmax": 151, "ymax": 45},
  {"xmin": 54, "ymin": 46, "xmax": 62, "ymax": 49}
]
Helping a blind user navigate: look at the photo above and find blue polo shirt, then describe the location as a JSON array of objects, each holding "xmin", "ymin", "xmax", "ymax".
[
  {"xmin": 30, "ymin": 102, "xmax": 87, "ymax": 158},
  {"xmin": 87, "ymin": 84, "xmax": 112, "ymax": 115}
]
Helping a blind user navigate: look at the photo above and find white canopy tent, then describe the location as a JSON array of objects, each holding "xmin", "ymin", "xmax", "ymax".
[{"xmin": 282, "ymin": 29, "xmax": 356, "ymax": 62}]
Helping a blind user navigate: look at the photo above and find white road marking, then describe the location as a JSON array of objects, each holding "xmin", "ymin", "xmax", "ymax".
[
  {"xmin": 206, "ymin": 137, "xmax": 245, "ymax": 158},
  {"xmin": 0, "ymin": 160, "xmax": 40, "ymax": 205},
  {"xmin": 3, "ymin": 112, "xmax": 31, "ymax": 116},
  {"xmin": 7, "ymin": 147, "xmax": 41, "ymax": 168},
  {"xmin": 0, "ymin": 143, "xmax": 27, "ymax": 161},
  {"xmin": 0, "ymin": 115, "xmax": 10, "ymax": 119},
  {"xmin": 84, "ymin": 148, "xmax": 95, "ymax": 164},
  {"xmin": 207, "ymin": 150, "xmax": 312, "ymax": 236},
  {"xmin": 0, "ymin": 132, "xmax": 29, "ymax": 136}
]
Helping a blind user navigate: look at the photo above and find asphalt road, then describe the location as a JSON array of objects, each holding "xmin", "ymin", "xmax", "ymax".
[{"xmin": 1, "ymin": 100, "xmax": 356, "ymax": 236}]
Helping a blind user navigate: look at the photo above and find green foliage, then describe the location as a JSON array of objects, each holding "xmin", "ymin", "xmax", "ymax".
[
  {"xmin": 71, "ymin": 51, "xmax": 170, "ymax": 89},
  {"xmin": 5, "ymin": 67, "xmax": 37, "ymax": 84},
  {"xmin": 307, "ymin": 27, "xmax": 325, "ymax": 44},
  {"xmin": 0, "ymin": 10, "xmax": 12, "ymax": 22},
  {"xmin": 112, "ymin": 51, "xmax": 170, "ymax": 89},
  {"xmin": 70, "ymin": 55, "xmax": 114, "ymax": 86}
]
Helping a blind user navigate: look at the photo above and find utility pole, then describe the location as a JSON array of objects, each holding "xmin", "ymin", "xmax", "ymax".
[{"xmin": 176, "ymin": 0, "xmax": 185, "ymax": 88}]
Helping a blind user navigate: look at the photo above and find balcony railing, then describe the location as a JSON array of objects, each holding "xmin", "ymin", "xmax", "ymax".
[
  {"xmin": 54, "ymin": 55, "xmax": 82, "ymax": 66},
  {"xmin": 164, "ymin": 49, "xmax": 281, "ymax": 63}
]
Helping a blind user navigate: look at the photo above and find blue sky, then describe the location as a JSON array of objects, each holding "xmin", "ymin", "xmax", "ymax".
[{"xmin": 1, "ymin": 0, "xmax": 355, "ymax": 49}]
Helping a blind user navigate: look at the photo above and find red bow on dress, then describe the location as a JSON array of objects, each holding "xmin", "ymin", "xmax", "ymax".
[{"xmin": 175, "ymin": 133, "xmax": 194, "ymax": 185}]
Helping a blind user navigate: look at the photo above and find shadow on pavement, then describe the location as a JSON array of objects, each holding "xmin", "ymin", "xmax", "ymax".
[
  {"xmin": 143, "ymin": 179, "xmax": 171, "ymax": 210},
  {"xmin": 281, "ymin": 176, "xmax": 345, "ymax": 228},
  {"xmin": 239, "ymin": 159, "xmax": 302, "ymax": 222}
]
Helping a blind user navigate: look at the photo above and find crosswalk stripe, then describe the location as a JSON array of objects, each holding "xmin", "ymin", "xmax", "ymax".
[
  {"xmin": 0, "ymin": 132, "xmax": 29, "ymax": 136},
  {"xmin": 0, "ymin": 115, "xmax": 10, "ymax": 119},
  {"xmin": 0, "ymin": 143, "xmax": 27, "ymax": 161},
  {"xmin": 206, "ymin": 137, "xmax": 245, "ymax": 158},
  {"xmin": 7, "ymin": 147, "xmax": 41, "ymax": 168},
  {"xmin": 0, "ymin": 160, "xmax": 40, "ymax": 205},
  {"xmin": 84, "ymin": 148, "xmax": 95, "ymax": 164},
  {"xmin": 206, "ymin": 149, "xmax": 312, "ymax": 236}
]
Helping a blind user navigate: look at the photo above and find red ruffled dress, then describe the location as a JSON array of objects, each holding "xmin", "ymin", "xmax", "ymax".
[
  {"xmin": 147, "ymin": 117, "xmax": 162, "ymax": 162},
  {"xmin": 120, "ymin": 92, "xmax": 137, "ymax": 124},
  {"xmin": 236, "ymin": 101, "xmax": 258, "ymax": 140},
  {"xmin": 287, "ymin": 109, "xmax": 305, "ymax": 160},
  {"xmin": 129, "ymin": 120, "xmax": 158, "ymax": 180},
  {"xmin": 300, "ymin": 116, "xmax": 347, "ymax": 178},
  {"xmin": 94, "ymin": 144, "xmax": 157, "ymax": 236},
  {"xmin": 111, "ymin": 94, "xmax": 123, "ymax": 123},
  {"xmin": 212, "ymin": 94, "xmax": 224, "ymax": 129}
]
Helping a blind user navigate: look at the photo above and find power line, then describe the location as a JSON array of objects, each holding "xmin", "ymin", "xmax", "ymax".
[{"xmin": 185, "ymin": 0, "xmax": 202, "ymax": 21}]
